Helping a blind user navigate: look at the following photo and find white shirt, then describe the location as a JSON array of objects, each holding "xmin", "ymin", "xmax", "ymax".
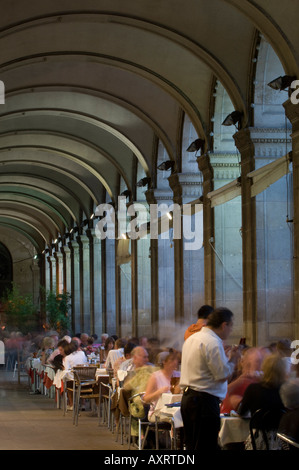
[
  {"xmin": 105, "ymin": 348, "xmax": 124, "ymax": 369},
  {"xmin": 63, "ymin": 350, "xmax": 88, "ymax": 370},
  {"xmin": 180, "ymin": 326, "xmax": 235, "ymax": 400}
]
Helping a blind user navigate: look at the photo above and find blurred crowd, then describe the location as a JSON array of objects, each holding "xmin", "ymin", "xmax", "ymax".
[{"xmin": 1, "ymin": 304, "xmax": 299, "ymax": 450}]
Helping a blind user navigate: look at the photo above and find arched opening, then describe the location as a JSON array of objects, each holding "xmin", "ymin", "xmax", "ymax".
[{"xmin": 0, "ymin": 242, "xmax": 13, "ymax": 300}]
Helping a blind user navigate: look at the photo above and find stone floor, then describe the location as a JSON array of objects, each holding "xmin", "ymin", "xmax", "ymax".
[{"xmin": 0, "ymin": 368, "xmax": 127, "ymax": 451}]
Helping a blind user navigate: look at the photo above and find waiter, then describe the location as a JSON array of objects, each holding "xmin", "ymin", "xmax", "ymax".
[{"xmin": 180, "ymin": 307, "xmax": 241, "ymax": 451}]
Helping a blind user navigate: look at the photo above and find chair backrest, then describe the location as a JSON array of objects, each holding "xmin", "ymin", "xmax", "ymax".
[
  {"xmin": 250, "ymin": 408, "xmax": 285, "ymax": 450},
  {"xmin": 73, "ymin": 366, "xmax": 97, "ymax": 383}
]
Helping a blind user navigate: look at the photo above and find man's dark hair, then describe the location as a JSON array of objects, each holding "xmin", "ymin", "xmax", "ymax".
[
  {"xmin": 124, "ymin": 341, "xmax": 137, "ymax": 356},
  {"xmin": 197, "ymin": 304, "xmax": 214, "ymax": 319},
  {"xmin": 206, "ymin": 307, "xmax": 234, "ymax": 328}
]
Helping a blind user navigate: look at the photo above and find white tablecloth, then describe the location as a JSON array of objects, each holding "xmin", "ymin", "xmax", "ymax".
[
  {"xmin": 53, "ymin": 367, "xmax": 109, "ymax": 389},
  {"xmin": 156, "ymin": 393, "xmax": 183, "ymax": 428},
  {"xmin": 159, "ymin": 405, "xmax": 184, "ymax": 428},
  {"xmin": 219, "ymin": 416, "xmax": 250, "ymax": 447},
  {"xmin": 158, "ymin": 404, "xmax": 251, "ymax": 444}
]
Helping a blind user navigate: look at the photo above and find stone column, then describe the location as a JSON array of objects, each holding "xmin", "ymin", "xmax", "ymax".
[
  {"xmin": 101, "ymin": 239, "xmax": 107, "ymax": 334},
  {"xmin": 233, "ymin": 128, "xmax": 257, "ymax": 346},
  {"xmin": 130, "ymin": 236, "xmax": 138, "ymax": 338},
  {"xmin": 63, "ymin": 245, "xmax": 72, "ymax": 296},
  {"xmin": 55, "ymin": 252, "xmax": 64, "ymax": 294},
  {"xmin": 168, "ymin": 173, "xmax": 184, "ymax": 324},
  {"xmin": 145, "ymin": 189, "xmax": 159, "ymax": 338},
  {"xmin": 49, "ymin": 256, "xmax": 56, "ymax": 293},
  {"xmin": 80, "ymin": 234, "xmax": 91, "ymax": 333},
  {"xmin": 31, "ymin": 259, "xmax": 40, "ymax": 307},
  {"xmin": 89, "ymin": 229, "xmax": 103, "ymax": 336},
  {"xmin": 45, "ymin": 255, "xmax": 51, "ymax": 292},
  {"xmin": 197, "ymin": 153, "xmax": 215, "ymax": 306},
  {"xmin": 71, "ymin": 240, "xmax": 81, "ymax": 333},
  {"xmin": 284, "ymin": 99, "xmax": 299, "ymax": 338}
]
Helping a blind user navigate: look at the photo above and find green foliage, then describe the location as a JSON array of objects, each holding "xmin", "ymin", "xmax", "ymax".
[
  {"xmin": 1, "ymin": 283, "xmax": 38, "ymax": 333},
  {"xmin": 45, "ymin": 290, "xmax": 71, "ymax": 334}
]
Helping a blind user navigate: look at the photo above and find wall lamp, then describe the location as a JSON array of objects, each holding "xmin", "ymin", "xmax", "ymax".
[
  {"xmin": 186, "ymin": 138, "xmax": 205, "ymax": 155},
  {"xmin": 267, "ymin": 75, "xmax": 296, "ymax": 91},
  {"xmin": 222, "ymin": 111, "xmax": 243, "ymax": 130},
  {"xmin": 120, "ymin": 189, "xmax": 131, "ymax": 198},
  {"xmin": 157, "ymin": 160, "xmax": 175, "ymax": 172},
  {"xmin": 137, "ymin": 177, "xmax": 151, "ymax": 188}
]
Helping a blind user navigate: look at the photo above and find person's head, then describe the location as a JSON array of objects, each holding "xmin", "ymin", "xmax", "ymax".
[
  {"xmin": 63, "ymin": 340, "xmax": 78, "ymax": 356},
  {"xmin": 241, "ymin": 347, "xmax": 263, "ymax": 375},
  {"xmin": 261, "ymin": 353, "xmax": 289, "ymax": 388},
  {"xmin": 42, "ymin": 336, "xmax": 55, "ymax": 350},
  {"xmin": 57, "ymin": 339, "xmax": 70, "ymax": 356},
  {"xmin": 276, "ymin": 339, "xmax": 292, "ymax": 358},
  {"xmin": 101, "ymin": 333, "xmax": 109, "ymax": 343},
  {"xmin": 72, "ymin": 337, "xmax": 81, "ymax": 348},
  {"xmin": 132, "ymin": 346, "xmax": 149, "ymax": 368},
  {"xmin": 104, "ymin": 336, "xmax": 115, "ymax": 351},
  {"xmin": 80, "ymin": 333, "xmax": 89, "ymax": 345},
  {"xmin": 115, "ymin": 338, "xmax": 126, "ymax": 349},
  {"xmin": 62, "ymin": 335, "xmax": 72, "ymax": 344},
  {"xmin": 123, "ymin": 341, "xmax": 136, "ymax": 359},
  {"xmin": 279, "ymin": 379, "xmax": 299, "ymax": 409},
  {"xmin": 159, "ymin": 351, "xmax": 179, "ymax": 373},
  {"xmin": 206, "ymin": 307, "xmax": 234, "ymax": 340},
  {"xmin": 139, "ymin": 336, "xmax": 149, "ymax": 348},
  {"xmin": 197, "ymin": 305, "xmax": 214, "ymax": 320}
]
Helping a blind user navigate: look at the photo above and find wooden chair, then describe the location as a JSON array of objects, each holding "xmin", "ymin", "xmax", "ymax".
[{"xmin": 71, "ymin": 366, "xmax": 99, "ymax": 426}]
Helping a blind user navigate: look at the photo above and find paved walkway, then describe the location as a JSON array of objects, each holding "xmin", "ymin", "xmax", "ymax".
[{"xmin": 0, "ymin": 368, "xmax": 126, "ymax": 450}]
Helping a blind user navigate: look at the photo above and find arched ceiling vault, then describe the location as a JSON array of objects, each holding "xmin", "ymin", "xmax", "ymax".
[{"xmin": 0, "ymin": 0, "xmax": 297, "ymax": 250}]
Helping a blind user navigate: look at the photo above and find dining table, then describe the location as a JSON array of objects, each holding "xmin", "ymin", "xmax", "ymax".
[{"xmin": 157, "ymin": 394, "xmax": 250, "ymax": 449}]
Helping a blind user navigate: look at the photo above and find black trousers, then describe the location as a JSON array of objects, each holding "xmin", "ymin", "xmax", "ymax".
[{"xmin": 181, "ymin": 388, "xmax": 221, "ymax": 452}]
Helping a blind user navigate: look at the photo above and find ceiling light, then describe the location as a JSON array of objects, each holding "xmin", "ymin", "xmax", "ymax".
[{"xmin": 267, "ymin": 75, "xmax": 296, "ymax": 91}]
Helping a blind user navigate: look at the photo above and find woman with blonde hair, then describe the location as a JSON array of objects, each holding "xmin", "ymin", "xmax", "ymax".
[
  {"xmin": 238, "ymin": 353, "xmax": 289, "ymax": 450},
  {"xmin": 238, "ymin": 353, "xmax": 288, "ymax": 417}
]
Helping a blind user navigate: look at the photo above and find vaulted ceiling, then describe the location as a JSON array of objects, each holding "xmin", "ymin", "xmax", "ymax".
[{"xmin": 0, "ymin": 0, "xmax": 298, "ymax": 251}]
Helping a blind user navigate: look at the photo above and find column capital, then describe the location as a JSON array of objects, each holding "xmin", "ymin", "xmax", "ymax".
[
  {"xmin": 70, "ymin": 240, "xmax": 80, "ymax": 250},
  {"xmin": 233, "ymin": 128, "xmax": 254, "ymax": 156},
  {"xmin": 62, "ymin": 245, "xmax": 71, "ymax": 255},
  {"xmin": 145, "ymin": 188, "xmax": 157, "ymax": 205},
  {"xmin": 196, "ymin": 153, "xmax": 213, "ymax": 180},
  {"xmin": 80, "ymin": 234, "xmax": 90, "ymax": 244},
  {"xmin": 88, "ymin": 228, "xmax": 101, "ymax": 244},
  {"xmin": 167, "ymin": 173, "xmax": 182, "ymax": 205}
]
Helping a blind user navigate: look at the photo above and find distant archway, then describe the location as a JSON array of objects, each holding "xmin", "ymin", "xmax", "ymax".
[{"xmin": 0, "ymin": 242, "xmax": 13, "ymax": 299}]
